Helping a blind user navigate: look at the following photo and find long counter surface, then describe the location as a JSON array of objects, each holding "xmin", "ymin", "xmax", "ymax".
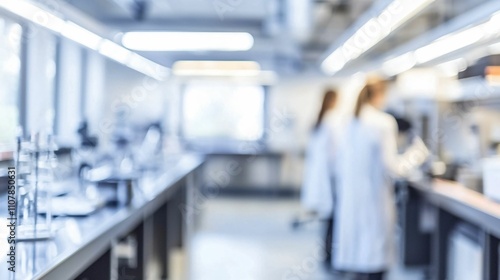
[
  {"xmin": 410, "ymin": 178, "xmax": 500, "ymax": 237},
  {"xmin": 0, "ymin": 154, "xmax": 204, "ymax": 280}
]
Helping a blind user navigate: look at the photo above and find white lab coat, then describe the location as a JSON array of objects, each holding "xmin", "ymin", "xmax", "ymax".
[
  {"xmin": 301, "ymin": 111, "xmax": 337, "ymax": 218},
  {"xmin": 331, "ymin": 104, "xmax": 428, "ymax": 272}
]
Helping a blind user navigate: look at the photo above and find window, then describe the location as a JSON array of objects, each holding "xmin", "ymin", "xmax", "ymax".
[
  {"xmin": 0, "ymin": 18, "xmax": 22, "ymax": 151},
  {"xmin": 182, "ymin": 83, "xmax": 265, "ymax": 141}
]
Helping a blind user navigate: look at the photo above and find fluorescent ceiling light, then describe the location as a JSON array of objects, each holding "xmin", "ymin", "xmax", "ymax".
[
  {"xmin": 0, "ymin": 0, "xmax": 64, "ymax": 32},
  {"xmin": 174, "ymin": 61, "xmax": 261, "ymax": 71},
  {"xmin": 489, "ymin": 42, "xmax": 500, "ymax": 54},
  {"xmin": 322, "ymin": 0, "xmax": 435, "ymax": 75},
  {"xmin": 174, "ymin": 70, "xmax": 263, "ymax": 77},
  {"xmin": 390, "ymin": 0, "xmax": 436, "ymax": 32},
  {"xmin": 0, "ymin": 1, "xmax": 98, "ymax": 49},
  {"xmin": 61, "ymin": 21, "xmax": 102, "ymax": 50},
  {"xmin": 128, "ymin": 53, "xmax": 156, "ymax": 76},
  {"xmin": 382, "ymin": 52, "xmax": 416, "ymax": 76},
  {"xmin": 379, "ymin": 10, "xmax": 500, "ymax": 76},
  {"xmin": 414, "ymin": 12, "xmax": 500, "ymax": 64},
  {"xmin": 99, "ymin": 39, "xmax": 132, "ymax": 64},
  {"xmin": 484, "ymin": 13, "xmax": 500, "ymax": 38},
  {"xmin": 321, "ymin": 49, "xmax": 347, "ymax": 74},
  {"xmin": 0, "ymin": 0, "xmax": 168, "ymax": 80},
  {"xmin": 172, "ymin": 60, "xmax": 263, "ymax": 77},
  {"xmin": 415, "ymin": 25, "xmax": 484, "ymax": 64},
  {"xmin": 122, "ymin": 32, "xmax": 254, "ymax": 51}
]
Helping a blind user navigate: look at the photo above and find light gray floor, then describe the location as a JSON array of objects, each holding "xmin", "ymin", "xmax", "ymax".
[{"xmin": 189, "ymin": 197, "xmax": 425, "ymax": 280}]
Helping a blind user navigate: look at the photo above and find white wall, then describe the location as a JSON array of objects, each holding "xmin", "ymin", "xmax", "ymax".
[
  {"xmin": 99, "ymin": 60, "xmax": 168, "ymax": 146},
  {"xmin": 267, "ymin": 74, "xmax": 365, "ymax": 151}
]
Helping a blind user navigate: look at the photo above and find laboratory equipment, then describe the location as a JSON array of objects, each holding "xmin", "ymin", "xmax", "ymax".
[{"xmin": 15, "ymin": 133, "xmax": 55, "ymax": 240}]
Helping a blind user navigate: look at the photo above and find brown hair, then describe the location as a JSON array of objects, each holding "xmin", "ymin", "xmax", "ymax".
[
  {"xmin": 315, "ymin": 90, "xmax": 338, "ymax": 129},
  {"xmin": 354, "ymin": 80, "xmax": 386, "ymax": 118},
  {"xmin": 354, "ymin": 85, "xmax": 374, "ymax": 118}
]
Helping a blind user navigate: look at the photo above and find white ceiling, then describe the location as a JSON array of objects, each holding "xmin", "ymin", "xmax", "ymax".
[
  {"xmin": 65, "ymin": 0, "xmax": 275, "ymax": 21},
  {"xmin": 60, "ymin": 0, "xmax": 493, "ymax": 74}
]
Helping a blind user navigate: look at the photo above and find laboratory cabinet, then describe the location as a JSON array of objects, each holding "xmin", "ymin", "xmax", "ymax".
[
  {"xmin": 447, "ymin": 223, "xmax": 483, "ymax": 280},
  {"xmin": 401, "ymin": 179, "xmax": 500, "ymax": 280},
  {"xmin": 201, "ymin": 151, "xmax": 295, "ymax": 196}
]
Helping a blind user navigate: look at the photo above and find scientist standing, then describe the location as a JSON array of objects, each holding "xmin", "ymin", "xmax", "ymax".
[
  {"xmin": 301, "ymin": 89, "xmax": 338, "ymax": 265},
  {"xmin": 331, "ymin": 80, "xmax": 428, "ymax": 279}
]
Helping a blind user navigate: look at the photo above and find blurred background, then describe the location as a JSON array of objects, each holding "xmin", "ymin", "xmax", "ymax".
[{"xmin": 1, "ymin": 0, "xmax": 500, "ymax": 279}]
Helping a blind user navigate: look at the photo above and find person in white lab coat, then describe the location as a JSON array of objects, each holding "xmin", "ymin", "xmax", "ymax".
[
  {"xmin": 331, "ymin": 80, "xmax": 429, "ymax": 280},
  {"xmin": 301, "ymin": 89, "xmax": 338, "ymax": 265},
  {"xmin": 301, "ymin": 89, "xmax": 338, "ymax": 215}
]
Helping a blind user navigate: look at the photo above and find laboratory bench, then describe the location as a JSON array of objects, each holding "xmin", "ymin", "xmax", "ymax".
[
  {"xmin": 199, "ymin": 149, "xmax": 299, "ymax": 197},
  {"xmin": 0, "ymin": 154, "xmax": 204, "ymax": 280},
  {"xmin": 400, "ymin": 178, "xmax": 500, "ymax": 280},
  {"xmin": 193, "ymin": 147, "xmax": 304, "ymax": 198}
]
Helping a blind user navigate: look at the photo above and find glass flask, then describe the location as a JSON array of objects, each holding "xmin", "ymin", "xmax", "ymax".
[{"xmin": 16, "ymin": 133, "xmax": 54, "ymax": 240}]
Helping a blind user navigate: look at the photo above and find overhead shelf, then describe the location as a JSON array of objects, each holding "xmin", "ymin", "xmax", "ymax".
[{"xmin": 438, "ymin": 77, "xmax": 500, "ymax": 102}]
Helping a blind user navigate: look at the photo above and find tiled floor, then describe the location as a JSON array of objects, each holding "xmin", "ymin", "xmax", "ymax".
[{"xmin": 189, "ymin": 197, "xmax": 425, "ymax": 280}]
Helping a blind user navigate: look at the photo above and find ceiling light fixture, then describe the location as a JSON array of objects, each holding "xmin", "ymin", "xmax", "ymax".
[
  {"xmin": 61, "ymin": 21, "xmax": 102, "ymax": 50},
  {"xmin": 321, "ymin": 0, "xmax": 435, "ymax": 75},
  {"xmin": 0, "ymin": 0, "xmax": 64, "ymax": 32},
  {"xmin": 378, "ymin": 9, "xmax": 500, "ymax": 77},
  {"xmin": 121, "ymin": 32, "xmax": 255, "ymax": 52},
  {"xmin": 489, "ymin": 42, "xmax": 500, "ymax": 54},
  {"xmin": 382, "ymin": 52, "xmax": 416, "ymax": 76},
  {"xmin": 99, "ymin": 40, "xmax": 131, "ymax": 64},
  {"xmin": 172, "ymin": 60, "xmax": 263, "ymax": 77},
  {"xmin": 415, "ymin": 25, "xmax": 484, "ymax": 64},
  {"xmin": 0, "ymin": 0, "xmax": 169, "ymax": 80}
]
